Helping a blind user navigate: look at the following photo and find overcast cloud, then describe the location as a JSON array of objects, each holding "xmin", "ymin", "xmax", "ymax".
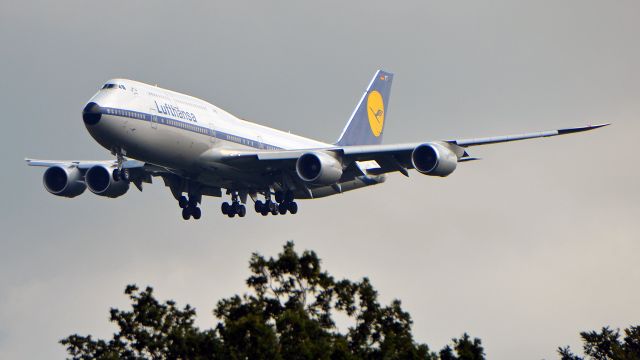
[{"xmin": 1, "ymin": 1, "xmax": 639, "ymax": 359}]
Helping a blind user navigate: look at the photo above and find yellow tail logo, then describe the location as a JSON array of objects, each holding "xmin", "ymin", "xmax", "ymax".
[{"xmin": 367, "ymin": 90, "xmax": 384, "ymax": 137}]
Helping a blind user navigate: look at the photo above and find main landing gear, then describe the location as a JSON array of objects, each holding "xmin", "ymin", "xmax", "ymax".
[
  {"xmin": 220, "ymin": 192, "xmax": 246, "ymax": 218},
  {"xmin": 254, "ymin": 190, "xmax": 298, "ymax": 216},
  {"xmin": 179, "ymin": 194, "xmax": 202, "ymax": 220}
]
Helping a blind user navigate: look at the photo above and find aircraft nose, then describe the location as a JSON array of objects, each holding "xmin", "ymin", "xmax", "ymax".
[{"xmin": 82, "ymin": 102, "xmax": 102, "ymax": 125}]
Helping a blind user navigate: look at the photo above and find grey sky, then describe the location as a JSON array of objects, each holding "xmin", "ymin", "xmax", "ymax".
[{"xmin": 1, "ymin": 1, "xmax": 639, "ymax": 358}]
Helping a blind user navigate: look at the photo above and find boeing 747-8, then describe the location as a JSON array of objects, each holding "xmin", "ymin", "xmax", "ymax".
[{"xmin": 26, "ymin": 70, "xmax": 607, "ymax": 219}]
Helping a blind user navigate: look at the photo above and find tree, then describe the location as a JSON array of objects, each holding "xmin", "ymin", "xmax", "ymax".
[
  {"xmin": 61, "ymin": 285, "xmax": 222, "ymax": 359},
  {"xmin": 439, "ymin": 333, "xmax": 485, "ymax": 360},
  {"xmin": 558, "ymin": 326, "xmax": 640, "ymax": 360},
  {"xmin": 62, "ymin": 241, "xmax": 484, "ymax": 359}
]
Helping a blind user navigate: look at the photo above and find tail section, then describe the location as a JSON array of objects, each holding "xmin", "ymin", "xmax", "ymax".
[{"xmin": 335, "ymin": 70, "xmax": 393, "ymax": 146}]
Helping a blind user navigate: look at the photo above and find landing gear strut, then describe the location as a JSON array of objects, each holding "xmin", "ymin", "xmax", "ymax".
[{"xmin": 112, "ymin": 149, "xmax": 130, "ymax": 182}]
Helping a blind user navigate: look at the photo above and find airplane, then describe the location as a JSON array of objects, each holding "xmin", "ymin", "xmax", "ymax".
[{"xmin": 26, "ymin": 70, "xmax": 608, "ymax": 220}]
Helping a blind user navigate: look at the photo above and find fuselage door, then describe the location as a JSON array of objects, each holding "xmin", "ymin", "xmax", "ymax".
[{"xmin": 151, "ymin": 115, "xmax": 158, "ymax": 129}]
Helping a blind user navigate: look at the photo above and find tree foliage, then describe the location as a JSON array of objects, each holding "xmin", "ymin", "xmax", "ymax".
[
  {"xmin": 558, "ymin": 326, "xmax": 640, "ymax": 360},
  {"xmin": 61, "ymin": 241, "xmax": 484, "ymax": 359}
]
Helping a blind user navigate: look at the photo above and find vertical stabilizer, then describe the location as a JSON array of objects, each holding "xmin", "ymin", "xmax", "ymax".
[{"xmin": 335, "ymin": 70, "xmax": 393, "ymax": 146}]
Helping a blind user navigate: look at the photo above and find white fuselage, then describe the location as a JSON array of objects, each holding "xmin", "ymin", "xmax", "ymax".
[
  {"xmin": 86, "ymin": 79, "xmax": 329, "ymax": 169},
  {"xmin": 83, "ymin": 79, "xmax": 381, "ymax": 197}
]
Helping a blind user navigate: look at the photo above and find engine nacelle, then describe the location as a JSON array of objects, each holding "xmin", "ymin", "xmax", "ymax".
[
  {"xmin": 296, "ymin": 152, "xmax": 343, "ymax": 185},
  {"xmin": 43, "ymin": 166, "xmax": 86, "ymax": 198},
  {"xmin": 411, "ymin": 143, "xmax": 458, "ymax": 177},
  {"xmin": 85, "ymin": 165, "xmax": 129, "ymax": 198}
]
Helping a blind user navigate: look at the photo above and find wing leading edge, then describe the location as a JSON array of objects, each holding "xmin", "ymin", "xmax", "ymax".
[
  {"xmin": 213, "ymin": 123, "xmax": 609, "ymax": 165},
  {"xmin": 448, "ymin": 123, "xmax": 609, "ymax": 147}
]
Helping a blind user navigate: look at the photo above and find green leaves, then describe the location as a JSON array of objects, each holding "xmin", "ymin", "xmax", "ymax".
[
  {"xmin": 61, "ymin": 241, "xmax": 484, "ymax": 360},
  {"xmin": 558, "ymin": 326, "xmax": 640, "ymax": 360},
  {"xmin": 61, "ymin": 285, "xmax": 222, "ymax": 359}
]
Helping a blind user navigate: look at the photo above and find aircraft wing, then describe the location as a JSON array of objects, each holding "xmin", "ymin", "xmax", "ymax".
[
  {"xmin": 446, "ymin": 123, "xmax": 609, "ymax": 147},
  {"xmin": 24, "ymin": 158, "xmax": 174, "ymax": 191},
  {"xmin": 25, "ymin": 158, "xmax": 154, "ymax": 170},
  {"xmin": 214, "ymin": 123, "xmax": 609, "ymax": 178}
]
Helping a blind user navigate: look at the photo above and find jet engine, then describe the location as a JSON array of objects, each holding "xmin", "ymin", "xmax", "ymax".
[
  {"xmin": 296, "ymin": 152, "xmax": 343, "ymax": 185},
  {"xmin": 85, "ymin": 165, "xmax": 129, "ymax": 198},
  {"xmin": 43, "ymin": 166, "xmax": 86, "ymax": 198},
  {"xmin": 411, "ymin": 143, "xmax": 458, "ymax": 177}
]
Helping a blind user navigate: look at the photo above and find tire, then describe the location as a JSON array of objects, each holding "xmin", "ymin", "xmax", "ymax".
[
  {"xmin": 179, "ymin": 196, "xmax": 188, "ymax": 209},
  {"xmin": 289, "ymin": 202, "xmax": 298, "ymax": 214},
  {"xmin": 271, "ymin": 207, "xmax": 279, "ymax": 216},
  {"xmin": 238, "ymin": 205, "xmax": 246, "ymax": 217},
  {"xmin": 285, "ymin": 191, "xmax": 295, "ymax": 202},
  {"xmin": 121, "ymin": 169, "xmax": 130, "ymax": 182},
  {"xmin": 254, "ymin": 200, "xmax": 263, "ymax": 213},
  {"xmin": 181, "ymin": 207, "xmax": 191, "ymax": 220},
  {"xmin": 278, "ymin": 202, "xmax": 288, "ymax": 215},
  {"xmin": 275, "ymin": 191, "xmax": 284, "ymax": 203},
  {"xmin": 192, "ymin": 207, "xmax": 202, "ymax": 220},
  {"xmin": 261, "ymin": 210, "xmax": 269, "ymax": 216},
  {"xmin": 232, "ymin": 202, "xmax": 240, "ymax": 214},
  {"xmin": 221, "ymin": 202, "xmax": 230, "ymax": 215},
  {"xmin": 112, "ymin": 169, "xmax": 120, "ymax": 181},
  {"xmin": 228, "ymin": 203, "xmax": 237, "ymax": 217}
]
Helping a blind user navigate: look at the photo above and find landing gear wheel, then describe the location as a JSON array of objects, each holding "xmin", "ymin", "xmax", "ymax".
[
  {"xmin": 275, "ymin": 191, "xmax": 284, "ymax": 203},
  {"xmin": 278, "ymin": 202, "xmax": 288, "ymax": 215},
  {"xmin": 289, "ymin": 201, "xmax": 298, "ymax": 214},
  {"xmin": 120, "ymin": 168, "xmax": 130, "ymax": 182},
  {"xmin": 261, "ymin": 209, "xmax": 269, "ymax": 216},
  {"xmin": 182, "ymin": 207, "xmax": 191, "ymax": 220},
  {"xmin": 254, "ymin": 200, "xmax": 264, "ymax": 213},
  {"xmin": 271, "ymin": 206, "xmax": 279, "ymax": 215},
  {"xmin": 238, "ymin": 205, "xmax": 246, "ymax": 217},
  {"xmin": 179, "ymin": 196, "xmax": 189, "ymax": 209},
  {"xmin": 285, "ymin": 191, "xmax": 295, "ymax": 202},
  {"xmin": 221, "ymin": 202, "xmax": 230, "ymax": 215},
  {"xmin": 112, "ymin": 169, "xmax": 120, "ymax": 181},
  {"xmin": 227, "ymin": 203, "xmax": 238, "ymax": 218},
  {"xmin": 192, "ymin": 206, "xmax": 202, "ymax": 220}
]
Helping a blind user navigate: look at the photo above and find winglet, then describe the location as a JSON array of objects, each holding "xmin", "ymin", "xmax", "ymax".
[{"xmin": 557, "ymin": 123, "xmax": 610, "ymax": 135}]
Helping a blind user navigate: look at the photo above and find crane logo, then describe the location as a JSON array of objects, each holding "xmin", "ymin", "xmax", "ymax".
[{"xmin": 367, "ymin": 90, "xmax": 384, "ymax": 137}]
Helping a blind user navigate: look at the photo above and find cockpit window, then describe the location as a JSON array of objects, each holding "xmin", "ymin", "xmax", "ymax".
[{"xmin": 101, "ymin": 84, "xmax": 126, "ymax": 90}]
